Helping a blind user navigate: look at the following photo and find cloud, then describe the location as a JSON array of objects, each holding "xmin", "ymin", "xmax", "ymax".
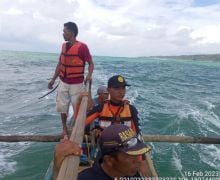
[
  {"xmin": 191, "ymin": 25, "xmax": 220, "ymax": 44},
  {"xmin": 0, "ymin": 0, "xmax": 220, "ymax": 56},
  {"xmin": 2, "ymin": 7, "xmax": 24, "ymax": 16}
]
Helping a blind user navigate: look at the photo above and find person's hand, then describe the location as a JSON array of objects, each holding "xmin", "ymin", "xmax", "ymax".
[
  {"xmin": 80, "ymin": 91, "xmax": 89, "ymax": 97},
  {"xmin": 56, "ymin": 137, "xmax": 81, "ymax": 158},
  {"xmin": 48, "ymin": 79, "xmax": 55, "ymax": 89},
  {"xmin": 94, "ymin": 128, "xmax": 102, "ymax": 138},
  {"xmin": 87, "ymin": 101, "xmax": 94, "ymax": 111},
  {"xmin": 84, "ymin": 74, "xmax": 92, "ymax": 84},
  {"xmin": 139, "ymin": 160, "xmax": 149, "ymax": 177},
  {"xmin": 55, "ymin": 138, "xmax": 81, "ymax": 169},
  {"xmin": 77, "ymin": 91, "xmax": 89, "ymax": 103},
  {"xmin": 91, "ymin": 127, "xmax": 102, "ymax": 139},
  {"xmin": 53, "ymin": 137, "xmax": 81, "ymax": 179}
]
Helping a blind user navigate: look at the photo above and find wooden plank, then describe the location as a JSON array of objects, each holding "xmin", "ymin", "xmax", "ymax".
[
  {"xmin": 57, "ymin": 82, "xmax": 89, "ymax": 180},
  {"xmin": 1, "ymin": 135, "xmax": 220, "ymax": 144}
]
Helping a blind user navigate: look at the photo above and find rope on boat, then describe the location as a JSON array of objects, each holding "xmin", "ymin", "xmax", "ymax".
[{"xmin": 38, "ymin": 82, "xmax": 59, "ymax": 99}]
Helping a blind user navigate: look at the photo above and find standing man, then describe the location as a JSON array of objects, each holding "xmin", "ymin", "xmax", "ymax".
[{"xmin": 48, "ymin": 22, "xmax": 94, "ymax": 136}]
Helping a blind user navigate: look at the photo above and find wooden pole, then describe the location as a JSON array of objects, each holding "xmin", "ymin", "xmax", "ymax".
[
  {"xmin": 0, "ymin": 135, "xmax": 61, "ymax": 142},
  {"xmin": 145, "ymin": 153, "xmax": 158, "ymax": 177},
  {"xmin": 57, "ymin": 81, "xmax": 90, "ymax": 180},
  {"xmin": 0, "ymin": 134, "xmax": 220, "ymax": 144},
  {"xmin": 142, "ymin": 135, "xmax": 220, "ymax": 144}
]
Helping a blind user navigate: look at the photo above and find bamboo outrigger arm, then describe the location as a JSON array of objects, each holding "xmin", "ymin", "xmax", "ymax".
[
  {"xmin": 0, "ymin": 134, "xmax": 220, "ymax": 144},
  {"xmin": 0, "ymin": 135, "xmax": 61, "ymax": 142},
  {"xmin": 142, "ymin": 135, "xmax": 220, "ymax": 144}
]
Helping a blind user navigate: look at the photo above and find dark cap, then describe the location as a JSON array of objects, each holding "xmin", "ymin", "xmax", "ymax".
[
  {"xmin": 99, "ymin": 124, "xmax": 149, "ymax": 156},
  {"xmin": 107, "ymin": 75, "xmax": 130, "ymax": 88}
]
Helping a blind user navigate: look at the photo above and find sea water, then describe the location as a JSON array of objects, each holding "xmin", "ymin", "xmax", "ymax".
[{"xmin": 0, "ymin": 51, "xmax": 219, "ymax": 179}]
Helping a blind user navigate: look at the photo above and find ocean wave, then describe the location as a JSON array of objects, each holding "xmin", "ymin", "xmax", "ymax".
[
  {"xmin": 176, "ymin": 103, "xmax": 220, "ymax": 136},
  {"xmin": 171, "ymin": 148, "xmax": 184, "ymax": 177},
  {"xmin": 199, "ymin": 144, "xmax": 220, "ymax": 170},
  {"xmin": 1, "ymin": 51, "xmax": 220, "ymax": 177},
  {"xmin": 0, "ymin": 157, "xmax": 16, "ymax": 178},
  {"xmin": 0, "ymin": 142, "xmax": 30, "ymax": 178},
  {"xmin": 126, "ymin": 89, "xmax": 139, "ymax": 104}
]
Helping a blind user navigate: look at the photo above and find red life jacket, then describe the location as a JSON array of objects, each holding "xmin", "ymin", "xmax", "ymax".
[{"xmin": 59, "ymin": 42, "xmax": 85, "ymax": 79}]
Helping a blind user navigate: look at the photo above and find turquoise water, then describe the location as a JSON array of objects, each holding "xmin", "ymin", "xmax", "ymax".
[{"xmin": 0, "ymin": 50, "xmax": 220, "ymax": 179}]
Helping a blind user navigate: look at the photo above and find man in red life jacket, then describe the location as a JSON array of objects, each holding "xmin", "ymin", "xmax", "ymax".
[{"xmin": 48, "ymin": 22, "xmax": 94, "ymax": 136}]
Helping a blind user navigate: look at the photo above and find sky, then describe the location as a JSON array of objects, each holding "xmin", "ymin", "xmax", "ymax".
[{"xmin": 0, "ymin": 0, "xmax": 220, "ymax": 57}]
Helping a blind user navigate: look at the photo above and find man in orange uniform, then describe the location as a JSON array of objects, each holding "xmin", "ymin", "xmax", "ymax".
[
  {"xmin": 82, "ymin": 75, "xmax": 149, "ymax": 176},
  {"xmin": 85, "ymin": 75, "xmax": 140, "ymax": 134},
  {"xmin": 48, "ymin": 22, "xmax": 94, "ymax": 136}
]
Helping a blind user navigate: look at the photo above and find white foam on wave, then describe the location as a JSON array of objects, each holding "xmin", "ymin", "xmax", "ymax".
[
  {"xmin": 176, "ymin": 103, "xmax": 220, "ymax": 134},
  {"xmin": 0, "ymin": 142, "xmax": 30, "ymax": 178},
  {"xmin": 199, "ymin": 144, "xmax": 220, "ymax": 170},
  {"xmin": 192, "ymin": 107, "xmax": 220, "ymax": 131},
  {"xmin": 206, "ymin": 112, "xmax": 220, "ymax": 129},
  {"xmin": 0, "ymin": 152, "xmax": 17, "ymax": 178},
  {"xmin": 199, "ymin": 100, "xmax": 220, "ymax": 129},
  {"xmin": 176, "ymin": 106, "xmax": 191, "ymax": 120},
  {"xmin": 171, "ymin": 148, "xmax": 185, "ymax": 177},
  {"xmin": 203, "ymin": 100, "xmax": 215, "ymax": 111},
  {"xmin": 126, "ymin": 89, "xmax": 139, "ymax": 104},
  {"xmin": 0, "ymin": 148, "xmax": 17, "ymax": 177}
]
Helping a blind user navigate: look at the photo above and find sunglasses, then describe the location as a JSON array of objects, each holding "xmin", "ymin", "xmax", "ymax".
[
  {"xmin": 118, "ymin": 137, "xmax": 139, "ymax": 149},
  {"xmin": 101, "ymin": 137, "xmax": 151, "ymax": 156}
]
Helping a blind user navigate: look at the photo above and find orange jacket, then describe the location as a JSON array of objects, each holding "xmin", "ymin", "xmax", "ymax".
[
  {"xmin": 59, "ymin": 42, "xmax": 85, "ymax": 79},
  {"xmin": 85, "ymin": 100, "xmax": 137, "ymax": 132}
]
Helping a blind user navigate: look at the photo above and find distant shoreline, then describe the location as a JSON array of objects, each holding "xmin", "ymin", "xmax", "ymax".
[
  {"xmin": 150, "ymin": 54, "xmax": 220, "ymax": 61},
  {"xmin": 1, "ymin": 49, "xmax": 220, "ymax": 61}
]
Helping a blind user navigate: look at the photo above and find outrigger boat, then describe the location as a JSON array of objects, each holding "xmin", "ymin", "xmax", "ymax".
[{"xmin": 44, "ymin": 82, "xmax": 158, "ymax": 179}]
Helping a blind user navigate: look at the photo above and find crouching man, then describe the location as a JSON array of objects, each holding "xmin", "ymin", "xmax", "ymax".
[{"xmin": 53, "ymin": 124, "xmax": 150, "ymax": 180}]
